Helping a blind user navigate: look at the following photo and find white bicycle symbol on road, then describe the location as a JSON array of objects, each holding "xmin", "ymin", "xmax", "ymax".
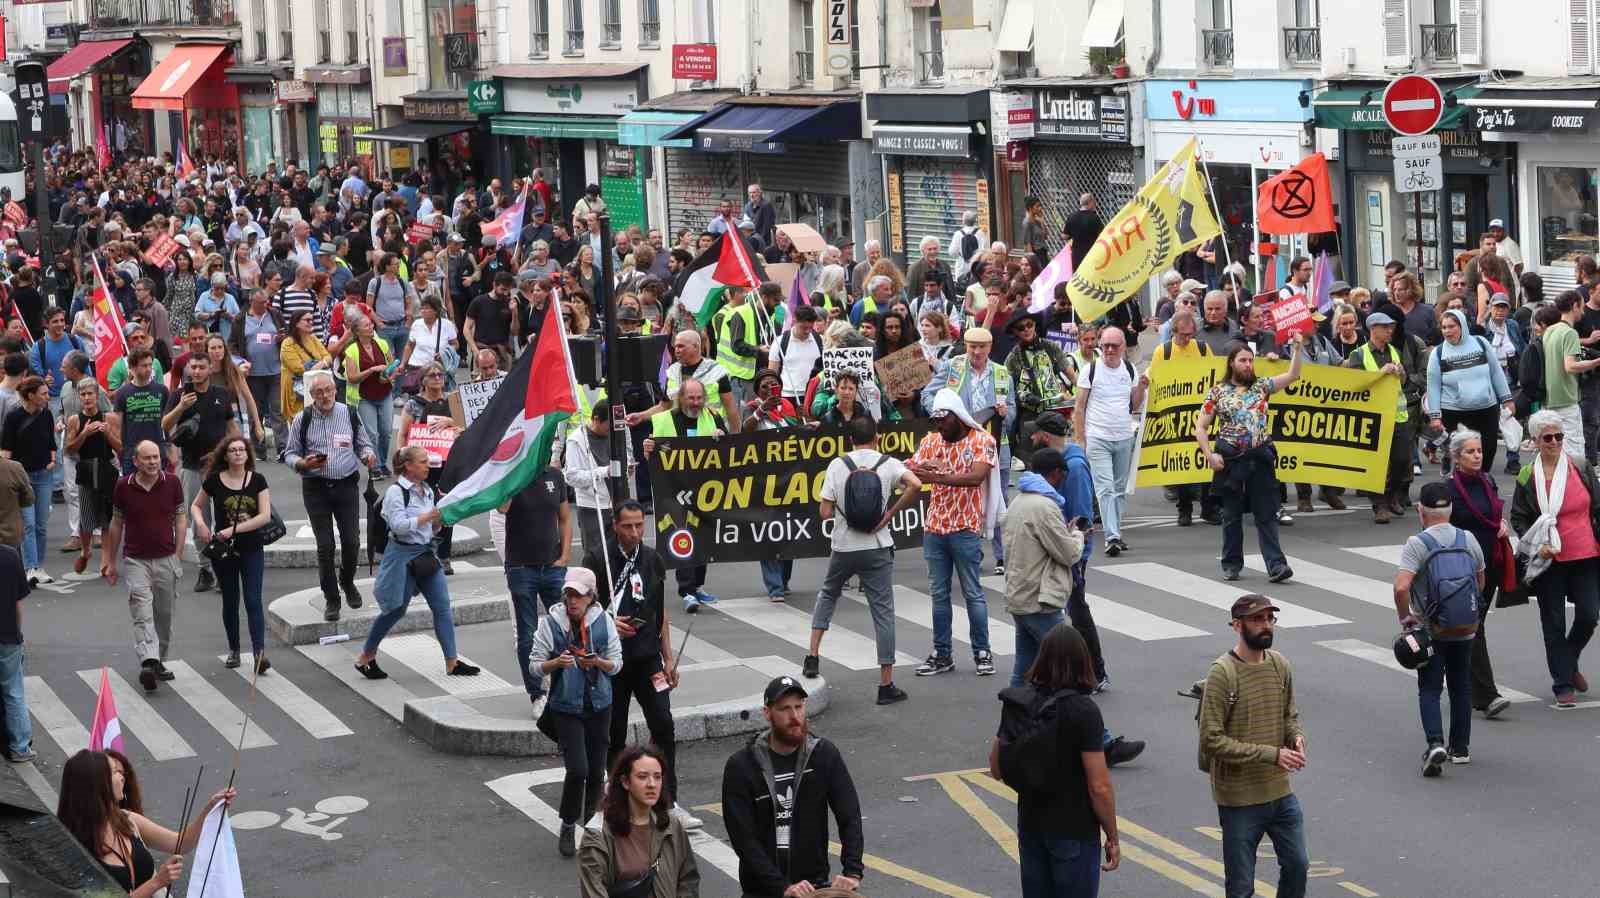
[{"xmin": 230, "ymin": 795, "xmax": 369, "ymax": 841}]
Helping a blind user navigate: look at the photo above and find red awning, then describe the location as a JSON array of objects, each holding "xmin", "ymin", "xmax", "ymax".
[
  {"xmin": 131, "ymin": 44, "xmax": 230, "ymax": 111},
  {"xmin": 46, "ymin": 38, "xmax": 135, "ymax": 95}
]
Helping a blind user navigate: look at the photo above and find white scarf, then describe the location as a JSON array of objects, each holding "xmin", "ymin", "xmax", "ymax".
[
  {"xmin": 1533, "ymin": 449, "xmax": 1570, "ymax": 556},
  {"xmin": 930, "ymin": 388, "xmax": 1006, "ymax": 537}
]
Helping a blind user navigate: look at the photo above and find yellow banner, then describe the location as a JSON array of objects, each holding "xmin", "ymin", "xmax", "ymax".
[
  {"xmin": 1067, "ymin": 138, "xmax": 1221, "ymax": 324},
  {"xmin": 1135, "ymin": 357, "xmax": 1399, "ymax": 493}
]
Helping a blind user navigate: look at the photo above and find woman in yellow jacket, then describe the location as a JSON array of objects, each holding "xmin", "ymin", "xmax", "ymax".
[{"xmin": 279, "ymin": 309, "xmax": 333, "ymax": 424}]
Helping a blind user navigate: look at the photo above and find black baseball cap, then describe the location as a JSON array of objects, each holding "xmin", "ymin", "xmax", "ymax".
[
  {"xmin": 1230, "ymin": 594, "xmax": 1281, "ymax": 619},
  {"xmin": 764, "ymin": 675, "xmax": 808, "ymax": 706},
  {"xmin": 1023, "ymin": 411, "xmax": 1069, "ymax": 441},
  {"xmin": 1418, "ymin": 481, "xmax": 1454, "ymax": 509}
]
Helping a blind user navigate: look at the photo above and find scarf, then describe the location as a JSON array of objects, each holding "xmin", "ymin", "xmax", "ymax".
[
  {"xmin": 1450, "ymin": 467, "xmax": 1504, "ymax": 528},
  {"xmin": 1533, "ymin": 450, "xmax": 1570, "ymax": 556},
  {"xmin": 930, "ymin": 388, "xmax": 1006, "ymax": 537}
]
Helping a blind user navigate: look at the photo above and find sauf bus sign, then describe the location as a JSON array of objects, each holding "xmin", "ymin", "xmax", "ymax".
[{"xmin": 823, "ymin": 1, "xmax": 852, "ymax": 77}]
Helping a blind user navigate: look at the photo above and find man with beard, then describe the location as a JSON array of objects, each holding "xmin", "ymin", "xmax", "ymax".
[
  {"xmin": 722, "ymin": 677, "xmax": 864, "ymax": 898},
  {"xmin": 1197, "ymin": 594, "xmax": 1309, "ymax": 898},
  {"xmin": 1194, "ymin": 337, "xmax": 1305, "ymax": 583}
]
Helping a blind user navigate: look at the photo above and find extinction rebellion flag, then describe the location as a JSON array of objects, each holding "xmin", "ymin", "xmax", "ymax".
[{"xmin": 438, "ymin": 294, "xmax": 579, "ymax": 524}]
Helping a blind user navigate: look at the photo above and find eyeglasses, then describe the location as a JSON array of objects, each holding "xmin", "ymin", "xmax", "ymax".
[{"xmin": 1541, "ymin": 432, "xmax": 1566, "ymax": 443}]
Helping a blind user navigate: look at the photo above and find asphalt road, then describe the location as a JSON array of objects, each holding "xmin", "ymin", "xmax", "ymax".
[{"xmin": 13, "ymin": 458, "xmax": 1597, "ymax": 898}]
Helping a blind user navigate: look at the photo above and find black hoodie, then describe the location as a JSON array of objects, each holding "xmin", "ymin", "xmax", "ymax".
[{"xmin": 721, "ymin": 730, "xmax": 864, "ymax": 896}]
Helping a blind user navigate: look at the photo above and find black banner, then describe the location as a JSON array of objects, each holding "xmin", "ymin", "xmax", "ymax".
[{"xmin": 648, "ymin": 422, "xmax": 932, "ymax": 567}]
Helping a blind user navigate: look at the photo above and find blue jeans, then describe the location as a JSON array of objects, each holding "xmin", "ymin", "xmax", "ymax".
[
  {"xmin": 1011, "ymin": 609, "xmax": 1065, "ymax": 688},
  {"xmin": 358, "ymin": 398, "xmax": 394, "ymax": 472},
  {"xmin": 1018, "ymin": 831, "xmax": 1100, "ymax": 898},
  {"xmin": 1534, "ymin": 556, "xmax": 1600, "ymax": 696},
  {"xmin": 1218, "ymin": 794, "xmax": 1308, "ymax": 898},
  {"xmin": 0, "ymin": 644, "xmax": 30, "ymax": 754},
  {"xmin": 1418, "ymin": 637, "xmax": 1472, "ymax": 750},
  {"xmin": 215, "ymin": 548, "xmax": 266, "ymax": 654},
  {"xmin": 760, "ymin": 559, "xmax": 793, "ymax": 598},
  {"xmin": 924, "ymin": 530, "xmax": 989, "ymax": 659},
  {"xmin": 507, "ymin": 563, "xmax": 566, "ymax": 695},
  {"xmin": 1218, "ymin": 456, "xmax": 1287, "ymax": 576},
  {"xmin": 1086, "ymin": 435, "xmax": 1134, "ymax": 541},
  {"xmin": 992, "ymin": 444, "xmax": 1012, "ymax": 564},
  {"xmin": 363, "ymin": 551, "xmax": 457, "ymax": 661},
  {"xmin": 21, "ymin": 469, "xmax": 52, "ymax": 570}
]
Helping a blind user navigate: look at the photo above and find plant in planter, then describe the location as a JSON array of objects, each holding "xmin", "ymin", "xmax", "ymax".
[{"xmin": 1084, "ymin": 45, "xmax": 1120, "ymax": 75}]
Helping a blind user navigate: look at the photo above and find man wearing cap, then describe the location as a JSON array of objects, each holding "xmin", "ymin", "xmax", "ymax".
[
  {"xmin": 1393, "ymin": 481, "xmax": 1484, "ymax": 776},
  {"xmin": 1488, "ymin": 219, "xmax": 1523, "ymax": 276},
  {"xmin": 317, "ymin": 242, "xmax": 353, "ymax": 298},
  {"xmin": 923, "ymin": 326, "xmax": 1014, "ymax": 575},
  {"xmin": 735, "ymin": 216, "xmax": 764, "ymax": 255},
  {"xmin": 1006, "ymin": 312, "xmax": 1072, "ymax": 467},
  {"xmin": 520, "ymin": 208, "xmax": 554, "ymax": 250},
  {"xmin": 1346, "ymin": 312, "xmax": 1419, "ymax": 523},
  {"xmin": 722, "ymin": 675, "xmax": 864, "ymax": 898},
  {"xmin": 1198, "ymin": 593, "xmax": 1308, "ymax": 898},
  {"xmin": 1003, "ymin": 448, "xmax": 1086, "ymax": 677}
]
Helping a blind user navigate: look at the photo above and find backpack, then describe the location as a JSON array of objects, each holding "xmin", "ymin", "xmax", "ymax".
[
  {"xmin": 1514, "ymin": 338, "xmax": 1546, "ymax": 418},
  {"xmin": 297, "ymin": 401, "xmax": 364, "ymax": 453},
  {"xmin": 958, "ymin": 228, "xmax": 980, "ymax": 267},
  {"xmin": 1196, "ymin": 651, "xmax": 1290, "ymax": 773},
  {"xmin": 778, "ymin": 330, "xmax": 825, "ymax": 381},
  {"xmin": 839, "ymin": 454, "xmax": 888, "ymax": 532},
  {"xmin": 1158, "ymin": 338, "xmax": 1209, "ymax": 362},
  {"xmin": 368, "ymin": 480, "xmax": 431, "ymax": 564},
  {"xmin": 1084, "ymin": 358, "xmax": 1137, "ymax": 411},
  {"xmin": 997, "ymin": 687, "xmax": 1076, "ymax": 793},
  {"xmin": 1414, "ymin": 529, "xmax": 1480, "ymax": 632}
]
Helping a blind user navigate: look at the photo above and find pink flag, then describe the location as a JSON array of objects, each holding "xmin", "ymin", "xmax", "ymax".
[
  {"xmin": 176, "ymin": 138, "xmax": 196, "ymax": 181},
  {"xmin": 480, "ymin": 183, "xmax": 530, "ymax": 250},
  {"xmin": 94, "ymin": 124, "xmax": 112, "ymax": 172},
  {"xmin": 1310, "ymin": 250, "xmax": 1335, "ymax": 313},
  {"xmin": 784, "ymin": 267, "xmax": 807, "ymax": 333},
  {"xmin": 88, "ymin": 667, "xmax": 124, "ymax": 753},
  {"xmin": 1029, "ymin": 242, "xmax": 1075, "ymax": 314}
]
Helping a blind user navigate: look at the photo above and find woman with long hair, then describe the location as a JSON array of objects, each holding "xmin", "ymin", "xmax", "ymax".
[
  {"xmin": 56, "ymin": 749, "xmax": 235, "ymax": 897},
  {"xmin": 990, "ymin": 625, "xmax": 1120, "ymax": 898},
  {"xmin": 876, "ymin": 310, "xmax": 916, "ymax": 359},
  {"xmin": 64, "ymin": 378, "xmax": 120, "ymax": 576},
  {"xmin": 189, "ymin": 436, "xmax": 273, "ymax": 672},
  {"xmin": 207, "ymin": 334, "xmax": 263, "ymax": 446},
  {"xmin": 399, "ymin": 296, "xmax": 458, "ymax": 382},
  {"xmin": 166, "ymin": 249, "xmax": 200, "ymax": 335},
  {"xmin": 344, "ymin": 313, "xmax": 396, "ymax": 478},
  {"xmin": 398, "ymin": 362, "xmax": 459, "ymax": 572},
  {"xmin": 106, "ymin": 749, "xmax": 143, "ymax": 813},
  {"xmin": 578, "ymin": 744, "xmax": 701, "ymax": 898},
  {"xmin": 568, "ymin": 244, "xmax": 600, "ymax": 299},
  {"xmin": 918, "ymin": 310, "xmax": 955, "ymax": 366},
  {"xmin": 279, "ymin": 309, "xmax": 330, "ymax": 422},
  {"xmin": 565, "ymin": 289, "xmax": 595, "ymax": 337},
  {"xmin": 3, "ymin": 376, "xmax": 55, "ymax": 581},
  {"xmin": 231, "ymin": 241, "xmax": 260, "ymax": 290},
  {"xmin": 811, "ymin": 264, "xmax": 850, "ymax": 316}
]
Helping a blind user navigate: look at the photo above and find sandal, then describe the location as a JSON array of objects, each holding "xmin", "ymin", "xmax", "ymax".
[{"xmin": 354, "ymin": 659, "xmax": 388, "ymax": 680}]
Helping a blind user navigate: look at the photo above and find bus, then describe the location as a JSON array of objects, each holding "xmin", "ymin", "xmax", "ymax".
[{"xmin": 0, "ymin": 92, "xmax": 25, "ymax": 202}]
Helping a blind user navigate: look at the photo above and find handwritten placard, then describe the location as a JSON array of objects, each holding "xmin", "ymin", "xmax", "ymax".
[
  {"xmin": 447, "ymin": 374, "xmax": 505, "ymax": 427},
  {"xmin": 1268, "ymin": 294, "xmax": 1315, "ymax": 342},
  {"xmin": 821, "ymin": 345, "xmax": 875, "ymax": 392},
  {"xmin": 144, "ymin": 234, "xmax": 181, "ymax": 269},
  {"xmin": 875, "ymin": 343, "xmax": 934, "ymax": 400}
]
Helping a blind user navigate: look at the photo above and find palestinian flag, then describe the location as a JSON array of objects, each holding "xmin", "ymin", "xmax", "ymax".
[
  {"xmin": 676, "ymin": 232, "xmax": 763, "ymax": 330},
  {"xmin": 438, "ymin": 294, "xmax": 579, "ymax": 525}
]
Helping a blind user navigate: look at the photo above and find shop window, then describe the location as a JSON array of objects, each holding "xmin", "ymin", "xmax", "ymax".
[
  {"xmin": 531, "ymin": 0, "xmax": 550, "ymax": 56},
  {"xmin": 1537, "ymin": 166, "xmax": 1599, "ymax": 267},
  {"xmin": 427, "ymin": 0, "xmax": 477, "ymax": 89}
]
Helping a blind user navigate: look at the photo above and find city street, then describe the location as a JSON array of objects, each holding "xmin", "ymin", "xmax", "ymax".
[{"xmin": 12, "ymin": 459, "xmax": 1596, "ymax": 898}]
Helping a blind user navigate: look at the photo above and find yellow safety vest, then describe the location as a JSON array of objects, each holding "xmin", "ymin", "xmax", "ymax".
[
  {"xmin": 650, "ymin": 408, "xmax": 718, "ymax": 437},
  {"xmin": 715, "ymin": 302, "xmax": 758, "ymax": 380},
  {"xmin": 1359, "ymin": 343, "xmax": 1408, "ymax": 423}
]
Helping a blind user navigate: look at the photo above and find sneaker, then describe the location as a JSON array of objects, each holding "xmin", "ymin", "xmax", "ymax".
[
  {"xmin": 558, "ymin": 822, "xmax": 577, "ymax": 857},
  {"xmin": 195, "ymin": 567, "xmax": 215, "ymax": 593},
  {"xmin": 323, "ymin": 603, "xmax": 341, "ymax": 623},
  {"xmin": 1412, "ymin": 462, "xmax": 1424, "ymax": 477},
  {"xmin": 876, "ymin": 683, "xmax": 909, "ymax": 705},
  {"xmin": 224, "ymin": 651, "xmax": 241, "ymax": 669},
  {"xmin": 915, "ymin": 654, "xmax": 955, "ymax": 676},
  {"xmin": 530, "ymin": 694, "xmax": 547, "ymax": 719},
  {"xmin": 1555, "ymin": 691, "xmax": 1579, "ymax": 709},
  {"xmin": 1448, "ymin": 747, "xmax": 1471, "ymax": 765},
  {"xmin": 993, "ymin": 564, "xmax": 1006, "ymax": 577},
  {"xmin": 29, "ymin": 569, "xmax": 52, "ymax": 584},
  {"xmin": 1421, "ymin": 743, "xmax": 1447, "ymax": 777},
  {"xmin": 1094, "ymin": 676, "xmax": 1110, "ymax": 694},
  {"xmin": 681, "ymin": 593, "xmax": 701, "ymax": 614},
  {"xmin": 802, "ymin": 654, "xmax": 820, "ymax": 679},
  {"xmin": 1484, "ymin": 696, "xmax": 1511, "ymax": 719},
  {"xmin": 6, "ymin": 747, "xmax": 37, "ymax": 763},
  {"xmin": 61, "ymin": 536, "xmax": 81, "ymax": 553},
  {"xmin": 1221, "ymin": 568, "xmax": 1241, "ymax": 581},
  {"xmin": 447, "ymin": 660, "xmax": 481, "ymax": 676},
  {"xmin": 670, "ymin": 803, "xmax": 704, "ymax": 829},
  {"xmin": 1268, "ymin": 566, "xmax": 1294, "ymax": 584},
  {"xmin": 974, "ymin": 651, "xmax": 995, "ymax": 676},
  {"xmin": 693, "ymin": 589, "xmax": 720, "ymax": 605},
  {"xmin": 155, "ymin": 661, "xmax": 175, "ymax": 681},
  {"xmin": 1104, "ymin": 737, "xmax": 1145, "ymax": 767},
  {"xmin": 138, "ymin": 662, "xmax": 158, "ymax": 692},
  {"xmin": 1104, "ymin": 539, "xmax": 1123, "ymax": 558},
  {"xmin": 1276, "ymin": 509, "xmax": 1294, "ymax": 526},
  {"xmin": 769, "ymin": 593, "xmax": 786, "ymax": 603}
]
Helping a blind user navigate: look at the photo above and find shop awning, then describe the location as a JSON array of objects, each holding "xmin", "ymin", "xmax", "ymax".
[
  {"xmin": 358, "ymin": 121, "xmax": 475, "ymax": 144},
  {"xmin": 131, "ymin": 44, "xmax": 230, "ymax": 112},
  {"xmin": 660, "ymin": 100, "xmax": 860, "ymax": 152},
  {"xmin": 617, "ymin": 110, "xmax": 699, "ymax": 147},
  {"xmin": 489, "ymin": 115, "xmax": 619, "ymax": 139},
  {"xmin": 46, "ymin": 38, "xmax": 135, "ymax": 95},
  {"xmin": 1311, "ymin": 84, "xmax": 1480, "ymax": 130},
  {"xmin": 1081, "ymin": 0, "xmax": 1125, "ymax": 49},
  {"xmin": 995, "ymin": 0, "xmax": 1035, "ymax": 52},
  {"xmin": 1462, "ymin": 83, "xmax": 1600, "ymax": 133}
]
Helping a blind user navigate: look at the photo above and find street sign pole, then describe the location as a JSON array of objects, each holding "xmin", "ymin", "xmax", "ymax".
[
  {"xmin": 597, "ymin": 213, "xmax": 629, "ymax": 505},
  {"xmin": 14, "ymin": 62, "xmax": 50, "ymax": 286},
  {"xmin": 1383, "ymin": 78, "xmax": 1444, "ymax": 287}
]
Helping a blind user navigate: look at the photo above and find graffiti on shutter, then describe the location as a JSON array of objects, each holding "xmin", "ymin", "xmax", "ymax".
[
  {"xmin": 665, "ymin": 150, "xmax": 745, "ymax": 238},
  {"xmin": 1026, "ymin": 146, "xmax": 1139, "ymax": 257},
  {"xmin": 900, "ymin": 158, "xmax": 980, "ymax": 263}
]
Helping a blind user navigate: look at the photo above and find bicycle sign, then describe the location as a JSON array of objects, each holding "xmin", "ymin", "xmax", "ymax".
[{"xmin": 1394, "ymin": 153, "xmax": 1441, "ymax": 194}]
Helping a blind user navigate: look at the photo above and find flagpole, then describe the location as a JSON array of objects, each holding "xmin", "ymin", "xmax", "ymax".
[
  {"xmin": 195, "ymin": 658, "xmax": 260, "ymax": 898},
  {"xmin": 1193, "ymin": 139, "xmax": 1239, "ymax": 290}
]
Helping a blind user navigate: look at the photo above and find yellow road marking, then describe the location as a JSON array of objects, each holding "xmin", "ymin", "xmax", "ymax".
[
  {"xmin": 1119, "ymin": 843, "xmax": 1226, "ymax": 897},
  {"xmin": 903, "ymin": 767, "xmax": 990, "ymax": 782},
  {"xmin": 1339, "ymin": 883, "xmax": 1380, "ymax": 897},
  {"xmin": 929, "ymin": 772, "xmax": 1019, "ymax": 862}
]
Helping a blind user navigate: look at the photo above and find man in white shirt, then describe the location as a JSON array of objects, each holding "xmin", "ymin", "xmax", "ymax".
[
  {"xmin": 1489, "ymin": 218, "xmax": 1524, "ymax": 276},
  {"xmin": 1071, "ymin": 326, "xmax": 1148, "ymax": 557},
  {"xmin": 767, "ymin": 304, "xmax": 823, "ymax": 410},
  {"xmin": 1278, "ymin": 255, "xmax": 1312, "ymax": 300},
  {"xmin": 802, "ymin": 415, "xmax": 923, "ymax": 704},
  {"xmin": 948, "ymin": 211, "xmax": 988, "ymax": 281}
]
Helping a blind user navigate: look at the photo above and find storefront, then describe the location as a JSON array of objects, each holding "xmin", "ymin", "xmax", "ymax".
[
  {"xmin": 304, "ymin": 65, "xmax": 375, "ymax": 173},
  {"xmin": 660, "ymin": 96, "xmax": 860, "ymax": 247},
  {"xmin": 1314, "ymin": 80, "xmax": 1509, "ymax": 296},
  {"xmin": 1464, "ymin": 82, "xmax": 1600, "ymax": 294},
  {"xmin": 1014, "ymin": 80, "xmax": 1144, "ymax": 257},
  {"xmin": 46, "ymin": 37, "xmax": 151, "ymax": 155},
  {"xmin": 1145, "ymin": 79, "xmax": 1314, "ymax": 290},
  {"xmin": 866, "ymin": 87, "xmax": 993, "ymax": 265},
  {"xmin": 485, "ymin": 64, "xmax": 650, "ymax": 232},
  {"xmin": 130, "ymin": 43, "xmax": 239, "ymax": 166},
  {"xmin": 368, "ymin": 93, "xmax": 480, "ymax": 194},
  {"xmin": 619, "ymin": 90, "xmax": 738, "ymax": 235}
]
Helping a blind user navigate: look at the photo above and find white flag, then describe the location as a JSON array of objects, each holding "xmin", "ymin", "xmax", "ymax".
[{"xmin": 185, "ymin": 804, "xmax": 245, "ymax": 898}]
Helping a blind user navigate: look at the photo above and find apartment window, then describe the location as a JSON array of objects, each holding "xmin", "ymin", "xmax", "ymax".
[
  {"xmin": 639, "ymin": 0, "xmax": 660, "ymax": 46},
  {"xmin": 795, "ymin": 0, "xmax": 815, "ymax": 86},
  {"xmin": 914, "ymin": 1, "xmax": 943, "ymax": 83},
  {"xmin": 693, "ymin": 0, "xmax": 715, "ymax": 43},
  {"xmin": 600, "ymin": 0, "xmax": 621, "ymax": 46},
  {"xmin": 1205, "ymin": 0, "xmax": 1233, "ymax": 67},
  {"xmin": 849, "ymin": 0, "xmax": 860, "ymax": 83},
  {"xmin": 250, "ymin": 0, "xmax": 267, "ymax": 60},
  {"xmin": 1212, "ymin": 0, "xmax": 1231, "ymax": 28},
  {"xmin": 531, "ymin": 0, "xmax": 549, "ymax": 56},
  {"xmin": 278, "ymin": 0, "xmax": 293, "ymax": 59},
  {"xmin": 426, "ymin": 0, "xmax": 477, "ymax": 89},
  {"xmin": 343, "ymin": 0, "xmax": 360, "ymax": 62},
  {"xmin": 565, "ymin": 0, "xmax": 584, "ymax": 54},
  {"xmin": 1284, "ymin": 0, "xmax": 1320, "ymax": 64},
  {"xmin": 1295, "ymin": 0, "xmax": 1318, "ymax": 27},
  {"xmin": 315, "ymin": 0, "xmax": 331, "ymax": 62}
]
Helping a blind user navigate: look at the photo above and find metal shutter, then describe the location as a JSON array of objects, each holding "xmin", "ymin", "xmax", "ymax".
[
  {"xmin": 1027, "ymin": 145, "xmax": 1138, "ymax": 257},
  {"xmin": 745, "ymin": 144, "xmax": 851, "ymax": 197},
  {"xmin": 664, "ymin": 149, "xmax": 746, "ymax": 238},
  {"xmin": 898, "ymin": 157, "xmax": 981, "ymax": 259}
]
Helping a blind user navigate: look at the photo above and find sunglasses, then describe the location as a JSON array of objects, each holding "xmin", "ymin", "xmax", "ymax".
[{"xmin": 1541, "ymin": 432, "xmax": 1566, "ymax": 443}]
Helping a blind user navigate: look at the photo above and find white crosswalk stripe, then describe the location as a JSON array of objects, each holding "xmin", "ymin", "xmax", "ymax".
[
  {"xmin": 24, "ymin": 676, "xmax": 89, "ymax": 757},
  {"xmin": 225, "ymin": 655, "xmax": 354, "ymax": 739},
  {"xmin": 379, "ymin": 633, "xmax": 516, "ymax": 697},
  {"xmin": 891, "ymin": 584, "xmax": 1016, "ymax": 656},
  {"xmin": 1244, "ymin": 555, "xmax": 1396, "ymax": 609},
  {"xmin": 1316, "ymin": 639, "xmax": 1541, "ymax": 703},
  {"xmin": 75, "ymin": 668, "xmax": 196, "ymax": 761},
  {"xmin": 1099, "ymin": 563, "xmax": 1350, "ymax": 628},
  {"xmin": 1344, "ymin": 544, "xmax": 1404, "ymax": 566},
  {"xmin": 162, "ymin": 661, "xmax": 277, "ymax": 749},
  {"xmin": 713, "ymin": 599, "xmax": 920, "ymax": 670},
  {"xmin": 980, "ymin": 576, "xmax": 1208, "ymax": 641}
]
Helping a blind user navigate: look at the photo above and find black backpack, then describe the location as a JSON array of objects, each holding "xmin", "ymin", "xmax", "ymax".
[
  {"xmin": 1514, "ymin": 338, "xmax": 1546, "ymax": 418},
  {"xmin": 958, "ymin": 228, "xmax": 980, "ymax": 267},
  {"xmin": 297, "ymin": 402, "xmax": 365, "ymax": 453},
  {"xmin": 997, "ymin": 687, "xmax": 1075, "ymax": 793},
  {"xmin": 839, "ymin": 454, "xmax": 888, "ymax": 532}
]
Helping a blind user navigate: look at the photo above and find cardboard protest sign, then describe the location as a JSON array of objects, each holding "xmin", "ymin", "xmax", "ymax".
[
  {"xmin": 821, "ymin": 345, "xmax": 875, "ymax": 392},
  {"xmin": 875, "ymin": 343, "xmax": 934, "ymax": 400},
  {"xmin": 447, "ymin": 375, "xmax": 506, "ymax": 427},
  {"xmin": 1267, "ymin": 294, "xmax": 1316, "ymax": 342},
  {"xmin": 143, "ymin": 234, "xmax": 181, "ymax": 269}
]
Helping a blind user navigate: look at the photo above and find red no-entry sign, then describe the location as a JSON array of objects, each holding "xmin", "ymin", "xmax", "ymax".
[{"xmin": 1382, "ymin": 75, "xmax": 1444, "ymax": 136}]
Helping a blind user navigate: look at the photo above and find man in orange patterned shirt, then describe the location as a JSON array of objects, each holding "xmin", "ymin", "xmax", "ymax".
[{"xmin": 908, "ymin": 389, "xmax": 999, "ymax": 677}]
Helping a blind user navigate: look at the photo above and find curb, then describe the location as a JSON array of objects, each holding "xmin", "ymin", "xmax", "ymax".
[
  {"xmin": 186, "ymin": 521, "xmax": 489, "ymax": 569},
  {"xmin": 266, "ymin": 562, "xmax": 509, "ymax": 645},
  {"xmin": 402, "ymin": 657, "xmax": 830, "ymax": 757}
]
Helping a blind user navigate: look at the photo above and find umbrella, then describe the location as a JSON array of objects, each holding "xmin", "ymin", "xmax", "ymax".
[{"xmin": 364, "ymin": 474, "xmax": 383, "ymax": 575}]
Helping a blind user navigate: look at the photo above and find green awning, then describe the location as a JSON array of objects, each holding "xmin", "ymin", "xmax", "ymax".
[
  {"xmin": 489, "ymin": 114, "xmax": 619, "ymax": 139},
  {"xmin": 617, "ymin": 110, "xmax": 698, "ymax": 147},
  {"xmin": 1312, "ymin": 85, "xmax": 1481, "ymax": 130}
]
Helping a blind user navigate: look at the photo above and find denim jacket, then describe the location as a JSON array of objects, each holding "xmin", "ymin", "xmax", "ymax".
[{"xmin": 528, "ymin": 603, "xmax": 623, "ymax": 715}]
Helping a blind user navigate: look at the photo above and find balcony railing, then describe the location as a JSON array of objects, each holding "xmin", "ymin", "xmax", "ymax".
[
  {"xmin": 532, "ymin": 31, "xmax": 549, "ymax": 57},
  {"xmin": 1202, "ymin": 28, "xmax": 1234, "ymax": 68},
  {"xmin": 1282, "ymin": 26, "xmax": 1320, "ymax": 65},
  {"xmin": 1420, "ymin": 23, "xmax": 1457, "ymax": 62},
  {"xmin": 794, "ymin": 50, "xmax": 814, "ymax": 85},
  {"xmin": 564, "ymin": 28, "xmax": 583, "ymax": 54},
  {"xmin": 88, "ymin": 0, "xmax": 237, "ymax": 29},
  {"xmin": 601, "ymin": 21, "xmax": 621, "ymax": 46},
  {"xmin": 639, "ymin": 19, "xmax": 660, "ymax": 46},
  {"xmin": 918, "ymin": 50, "xmax": 944, "ymax": 83}
]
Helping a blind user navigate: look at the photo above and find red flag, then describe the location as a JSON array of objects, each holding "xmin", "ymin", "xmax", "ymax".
[
  {"xmin": 176, "ymin": 138, "xmax": 196, "ymax": 181},
  {"xmin": 88, "ymin": 668, "xmax": 125, "ymax": 753},
  {"xmin": 94, "ymin": 123, "xmax": 111, "ymax": 172},
  {"xmin": 90, "ymin": 257, "xmax": 127, "ymax": 388},
  {"xmin": 1256, "ymin": 153, "xmax": 1336, "ymax": 235},
  {"xmin": 711, "ymin": 227, "xmax": 762, "ymax": 291}
]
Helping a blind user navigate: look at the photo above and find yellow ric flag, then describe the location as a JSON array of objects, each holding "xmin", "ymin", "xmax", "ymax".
[{"xmin": 1066, "ymin": 138, "xmax": 1222, "ymax": 323}]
